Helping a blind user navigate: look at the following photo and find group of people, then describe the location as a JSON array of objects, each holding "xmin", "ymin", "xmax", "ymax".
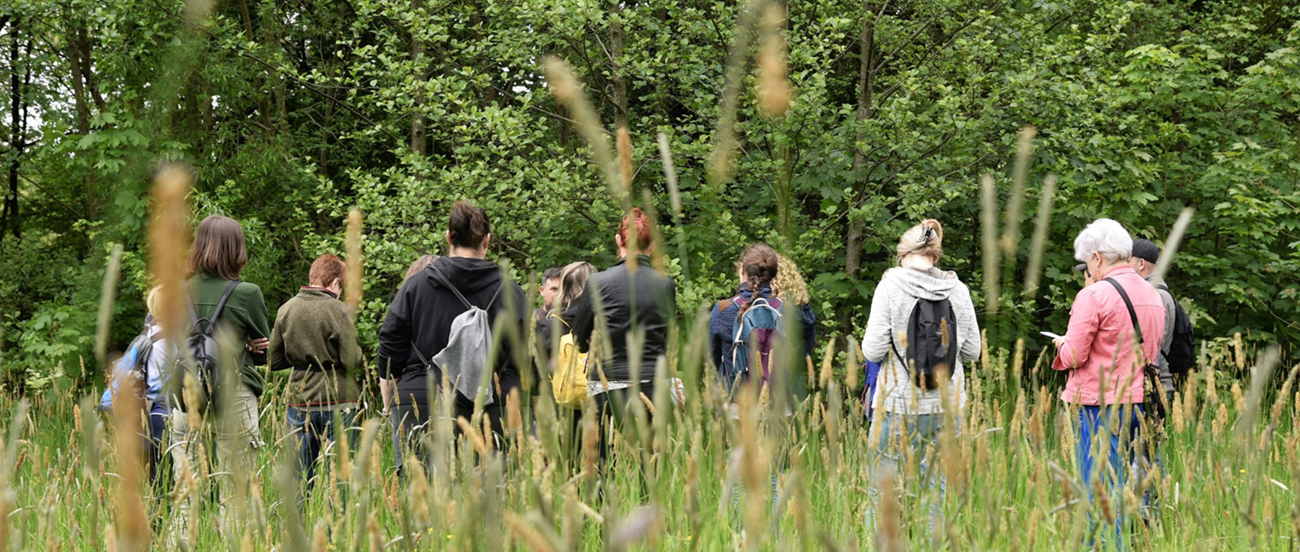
[{"xmin": 103, "ymin": 198, "xmax": 1185, "ymax": 544}]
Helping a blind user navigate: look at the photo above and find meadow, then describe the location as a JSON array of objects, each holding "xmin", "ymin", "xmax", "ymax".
[{"xmin": 0, "ymin": 322, "xmax": 1294, "ymax": 551}]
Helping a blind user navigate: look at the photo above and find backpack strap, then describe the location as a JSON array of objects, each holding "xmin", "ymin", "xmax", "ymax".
[
  {"xmin": 1104, "ymin": 277, "xmax": 1145, "ymax": 345},
  {"xmin": 429, "ymin": 265, "xmax": 505, "ymax": 311},
  {"xmin": 188, "ymin": 280, "xmax": 241, "ymax": 336}
]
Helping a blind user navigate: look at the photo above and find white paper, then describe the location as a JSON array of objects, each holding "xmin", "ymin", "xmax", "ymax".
[{"xmin": 1040, "ymin": 331, "xmax": 1063, "ymax": 340}]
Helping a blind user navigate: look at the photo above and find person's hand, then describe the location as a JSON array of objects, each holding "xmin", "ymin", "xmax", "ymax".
[
  {"xmin": 1052, "ymin": 336, "xmax": 1066, "ymax": 349},
  {"xmin": 246, "ymin": 337, "xmax": 269, "ymax": 354}
]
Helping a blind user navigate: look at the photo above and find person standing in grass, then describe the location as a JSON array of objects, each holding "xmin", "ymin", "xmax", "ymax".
[
  {"xmin": 860, "ymin": 219, "xmax": 981, "ymax": 536},
  {"xmin": 1051, "ymin": 219, "xmax": 1165, "ymax": 545},
  {"xmin": 168, "ymin": 214, "xmax": 271, "ymax": 536},
  {"xmin": 535, "ymin": 266, "xmax": 563, "ymax": 353},
  {"xmin": 571, "ymin": 207, "xmax": 676, "ymax": 461},
  {"xmin": 377, "ymin": 202, "xmax": 527, "ymax": 474},
  {"xmin": 381, "ymin": 254, "xmax": 438, "ymax": 458},
  {"xmin": 709, "ymin": 244, "xmax": 782, "ymax": 393},
  {"xmin": 772, "ymin": 253, "xmax": 818, "ymax": 400},
  {"xmin": 268, "ymin": 253, "xmax": 363, "ymax": 492}
]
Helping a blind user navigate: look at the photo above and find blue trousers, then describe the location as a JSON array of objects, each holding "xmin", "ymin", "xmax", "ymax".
[
  {"xmin": 287, "ymin": 406, "xmax": 357, "ymax": 492},
  {"xmin": 1077, "ymin": 403, "xmax": 1143, "ymax": 548}
]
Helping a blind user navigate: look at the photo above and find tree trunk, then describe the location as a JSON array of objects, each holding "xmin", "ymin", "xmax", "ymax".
[
  {"xmin": 410, "ymin": 0, "xmax": 427, "ymax": 160},
  {"xmin": 842, "ymin": 5, "xmax": 875, "ymax": 333},
  {"xmin": 610, "ymin": 4, "xmax": 628, "ymax": 129},
  {"xmin": 5, "ymin": 20, "xmax": 23, "ymax": 238}
]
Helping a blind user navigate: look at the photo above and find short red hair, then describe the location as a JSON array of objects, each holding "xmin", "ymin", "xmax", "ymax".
[
  {"xmin": 617, "ymin": 207, "xmax": 654, "ymax": 253},
  {"xmin": 309, "ymin": 254, "xmax": 347, "ymax": 287}
]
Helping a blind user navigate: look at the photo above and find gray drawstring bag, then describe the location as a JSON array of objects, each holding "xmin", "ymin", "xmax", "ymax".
[{"xmin": 411, "ymin": 266, "xmax": 502, "ymax": 405}]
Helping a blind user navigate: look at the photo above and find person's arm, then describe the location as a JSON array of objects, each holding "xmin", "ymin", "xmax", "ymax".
[
  {"xmin": 243, "ymin": 284, "xmax": 271, "ymax": 366},
  {"xmin": 708, "ymin": 303, "xmax": 726, "ymax": 370},
  {"xmin": 860, "ymin": 282, "xmax": 893, "ymax": 363},
  {"xmin": 1159, "ymin": 289, "xmax": 1176, "ymax": 357},
  {"xmin": 268, "ymin": 305, "xmax": 290, "ymax": 371},
  {"xmin": 800, "ymin": 303, "xmax": 817, "ymax": 360},
  {"xmin": 1051, "ymin": 288, "xmax": 1100, "ymax": 371},
  {"xmin": 338, "ymin": 304, "xmax": 364, "ymax": 370},
  {"xmin": 380, "ymin": 378, "xmax": 395, "ymax": 414},
  {"xmin": 571, "ymin": 280, "xmax": 597, "ymax": 354},
  {"xmin": 376, "ymin": 285, "xmax": 413, "ymax": 380},
  {"xmin": 954, "ymin": 284, "xmax": 982, "ymax": 363}
]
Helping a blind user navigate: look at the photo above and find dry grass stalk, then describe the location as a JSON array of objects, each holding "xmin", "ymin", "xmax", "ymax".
[
  {"xmin": 147, "ymin": 165, "xmax": 192, "ymax": 342},
  {"xmin": 1023, "ymin": 175, "xmax": 1057, "ymax": 295},
  {"xmin": 94, "ymin": 245, "xmax": 124, "ymax": 368},
  {"xmin": 656, "ymin": 132, "xmax": 682, "ymax": 217},
  {"xmin": 756, "ymin": 3, "xmax": 792, "ymax": 117},
  {"xmin": 111, "ymin": 374, "xmax": 149, "ymax": 552},
  {"xmin": 980, "ymin": 174, "xmax": 1000, "ymax": 312},
  {"xmin": 874, "ymin": 466, "xmax": 904, "ymax": 552},
  {"xmin": 346, "ymin": 208, "xmax": 364, "ymax": 314},
  {"xmin": 1149, "ymin": 207, "xmax": 1194, "ymax": 286},
  {"xmin": 617, "ymin": 126, "xmax": 634, "ymax": 190},
  {"xmin": 1001, "ymin": 127, "xmax": 1037, "ymax": 259},
  {"xmin": 544, "ymin": 56, "xmax": 626, "ymax": 205},
  {"xmin": 504, "ymin": 511, "xmax": 559, "ymax": 552},
  {"xmin": 708, "ymin": 0, "xmax": 761, "ymax": 186}
]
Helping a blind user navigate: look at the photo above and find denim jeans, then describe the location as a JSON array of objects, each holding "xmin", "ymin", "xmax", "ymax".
[
  {"xmin": 1077, "ymin": 403, "xmax": 1143, "ymax": 549},
  {"xmin": 867, "ymin": 411, "xmax": 956, "ymax": 540},
  {"xmin": 287, "ymin": 406, "xmax": 357, "ymax": 491}
]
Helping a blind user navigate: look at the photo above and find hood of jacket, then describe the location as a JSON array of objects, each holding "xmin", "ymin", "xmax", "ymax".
[
  {"xmin": 882, "ymin": 266, "xmax": 961, "ymax": 301},
  {"xmin": 426, "ymin": 255, "xmax": 504, "ymax": 297}
]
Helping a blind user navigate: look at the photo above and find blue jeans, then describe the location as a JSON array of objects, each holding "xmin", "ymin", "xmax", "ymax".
[
  {"xmin": 287, "ymin": 406, "xmax": 357, "ymax": 492},
  {"xmin": 869, "ymin": 411, "xmax": 955, "ymax": 539},
  {"xmin": 1077, "ymin": 404, "xmax": 1143, "ymax": 548}
]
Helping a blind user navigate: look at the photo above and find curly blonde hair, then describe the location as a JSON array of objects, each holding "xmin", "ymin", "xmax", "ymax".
[{"xmin": 773, "ymin": 253, "xmax": 810, "ymax": 305}]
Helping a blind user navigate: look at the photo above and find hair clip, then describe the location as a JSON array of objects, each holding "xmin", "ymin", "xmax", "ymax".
[{"xmin": 918, "ymin": 226, "xmax": 934, "ymax": 244}]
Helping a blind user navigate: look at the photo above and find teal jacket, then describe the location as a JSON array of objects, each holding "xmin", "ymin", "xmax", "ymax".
[{"xmin": 189, "ymin": 275, "xmax": 272, "ymax": 396}]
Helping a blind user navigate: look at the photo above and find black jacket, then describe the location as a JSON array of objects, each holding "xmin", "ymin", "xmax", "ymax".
[
  {"xmin": 376, "ymin": 256, "xmax": 528, "ymax": 407},
  {"xmin": 572, "ymin": 255, "xmax": 676, "ymax": 384}
]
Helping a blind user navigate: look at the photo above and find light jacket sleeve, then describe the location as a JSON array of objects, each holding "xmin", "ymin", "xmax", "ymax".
[
  {"xmin": 1052, "ymin": 287, "xmax": 1100, "ymax": 371},
  {"xmin": 1159, "ymin": 289, "xmax": 1176, "ymax": 358},
  {"xmin": 955, "ymin": 283, "xmax": 982, "ymax": 363},
  {"xmin": 861, "ymin": 281, "xmax": 894, "ymax": 364}
]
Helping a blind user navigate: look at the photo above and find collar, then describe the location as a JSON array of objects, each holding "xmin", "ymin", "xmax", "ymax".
[
  {"xmin": 1096, "ymin": 264, "xmax": 1138, "ymax": 281},
  {"xmin": 301, "ymin": 285, "xmax": 339, "ymax": 299},
  {"xmin": 612, "ymin": 254, "xmax": 653, "ymax": 269}
]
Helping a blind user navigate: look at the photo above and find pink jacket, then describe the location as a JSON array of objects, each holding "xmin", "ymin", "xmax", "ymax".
[{"xmin": 1051, "ymin": 265, "xmax": 1166, "ymax": 405}]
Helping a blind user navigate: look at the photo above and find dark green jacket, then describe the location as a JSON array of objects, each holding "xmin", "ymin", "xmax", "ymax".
[
  {"xmin": 189, "ymin": 275, "xmax": 271, "ymax": 395},
  {"xmin": 268, "ymin": 288, "xmax": 362, "ymax": 407}
]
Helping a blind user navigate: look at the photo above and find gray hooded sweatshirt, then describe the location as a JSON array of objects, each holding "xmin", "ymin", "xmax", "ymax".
[{"xmin": 861, "ymin": 266, "xmax": 982, "ymax": 415}]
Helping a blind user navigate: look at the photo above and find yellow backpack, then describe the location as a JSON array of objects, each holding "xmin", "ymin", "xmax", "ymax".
[{"xmin": 551, "ymin": 316, "xmax": 590, "ymax": 408}]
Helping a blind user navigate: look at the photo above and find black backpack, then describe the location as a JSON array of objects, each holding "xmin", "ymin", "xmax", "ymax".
[
  {"xmin": 179, "ymin": 280, "xmax": 241, "ymax": 413},
  {"xmin": 1157, "ymin": 283, "xmax": 1196, "ymax": 374},
  {"xmin": 890, "ymin": 298, "xmax": 958, "ymax": 391}
]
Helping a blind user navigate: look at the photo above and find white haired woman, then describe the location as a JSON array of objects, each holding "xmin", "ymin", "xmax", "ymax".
[
  {"xmin": 860, "ymin": 219, "xmax": 981, "ymax": 538},
  {"xmin": 1051, "ymin": 218, "xmax": 1166, "ymax": 545}
]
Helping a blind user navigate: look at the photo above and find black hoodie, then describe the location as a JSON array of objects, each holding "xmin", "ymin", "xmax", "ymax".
[{"xmin": 376, "ymin": 256, "xmax": 528, "ymax": 408}]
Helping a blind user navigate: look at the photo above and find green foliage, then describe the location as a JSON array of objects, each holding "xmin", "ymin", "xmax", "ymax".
[{"xmin": 3, "ymin": 0, "xmax": 1299, "ymax": 390}]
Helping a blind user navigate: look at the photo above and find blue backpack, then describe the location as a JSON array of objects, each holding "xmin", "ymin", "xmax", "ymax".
[
  {"xmin": 729, "ymin": 296, "xmax": 785, "ymax": 391},
  {"xmin": 99, "ymin": 319, "xmax": 160, "ymax": 411}
]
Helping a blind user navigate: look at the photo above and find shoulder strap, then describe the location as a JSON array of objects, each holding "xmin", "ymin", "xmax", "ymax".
[
  {"xmin": 889, "ymin": 333, "xmax": 908, "ymax": 374},
  {"xmin": 188, "ymin": 280, "xmax": 241, "ymax": 336},
  {"xmin": 1104, "ymin": 277, "xmax": 1145, "ymax": 344},
  {"xmin": 430, "ymin": 265, "xmax": 504, "ymax": 311}
]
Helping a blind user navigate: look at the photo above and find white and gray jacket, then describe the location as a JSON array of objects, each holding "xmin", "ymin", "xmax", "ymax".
[{"xmin": 861, "ymin": 266, "xmax": 982, "ymax": 415}]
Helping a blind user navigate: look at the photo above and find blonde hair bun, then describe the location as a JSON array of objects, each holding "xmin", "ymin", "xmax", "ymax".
[{"xmin": 897, "ymin": 219, "xmax": 944, "ymax": 261}]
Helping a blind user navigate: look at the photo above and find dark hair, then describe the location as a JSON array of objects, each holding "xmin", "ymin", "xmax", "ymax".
[
  {"xmin": 309, "ymin": 254, "xmax": 347, "ymax": 287},
  {"xmin": 737, "ymin": 243, "xmax": 779, "ymax": 319},
  {"xmin": 543, "ymin": 267, "xmax": 563, "ymax": 282},
  {"xmin": 448, "ymin": 201, "xmax": 491, "ymax": 249},
  {"xmin": 617, "ymin": 207, "xmax": 654, "ymax": 253},
  {"xmin": 187, "ymin": 215, "xmax": 248, "ymax": 280}
]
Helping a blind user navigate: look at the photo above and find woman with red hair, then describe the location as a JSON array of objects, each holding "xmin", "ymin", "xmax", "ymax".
[{"xmin": 571, "ymin": 207, "xmax": 676, "ymax": 459}]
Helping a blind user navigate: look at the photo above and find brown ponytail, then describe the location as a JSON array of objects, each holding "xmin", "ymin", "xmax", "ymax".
[{"xmin": 737, "ymin": 243, "xmax": 779, "ymax": 317}]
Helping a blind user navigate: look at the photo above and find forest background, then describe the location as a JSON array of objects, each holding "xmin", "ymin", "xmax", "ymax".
[{"xmin": 1, "ymin": 0, "xmax": 1298, "ymax": 394}]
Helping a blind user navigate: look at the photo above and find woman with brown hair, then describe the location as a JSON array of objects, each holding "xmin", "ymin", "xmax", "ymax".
[
  {"xmin": 167, "ymin": 214, "xmax": 271, "ymax": 539},
  {"xmin": 709, "ymin": 244, "xmax": 781, "ymax": 391}
]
